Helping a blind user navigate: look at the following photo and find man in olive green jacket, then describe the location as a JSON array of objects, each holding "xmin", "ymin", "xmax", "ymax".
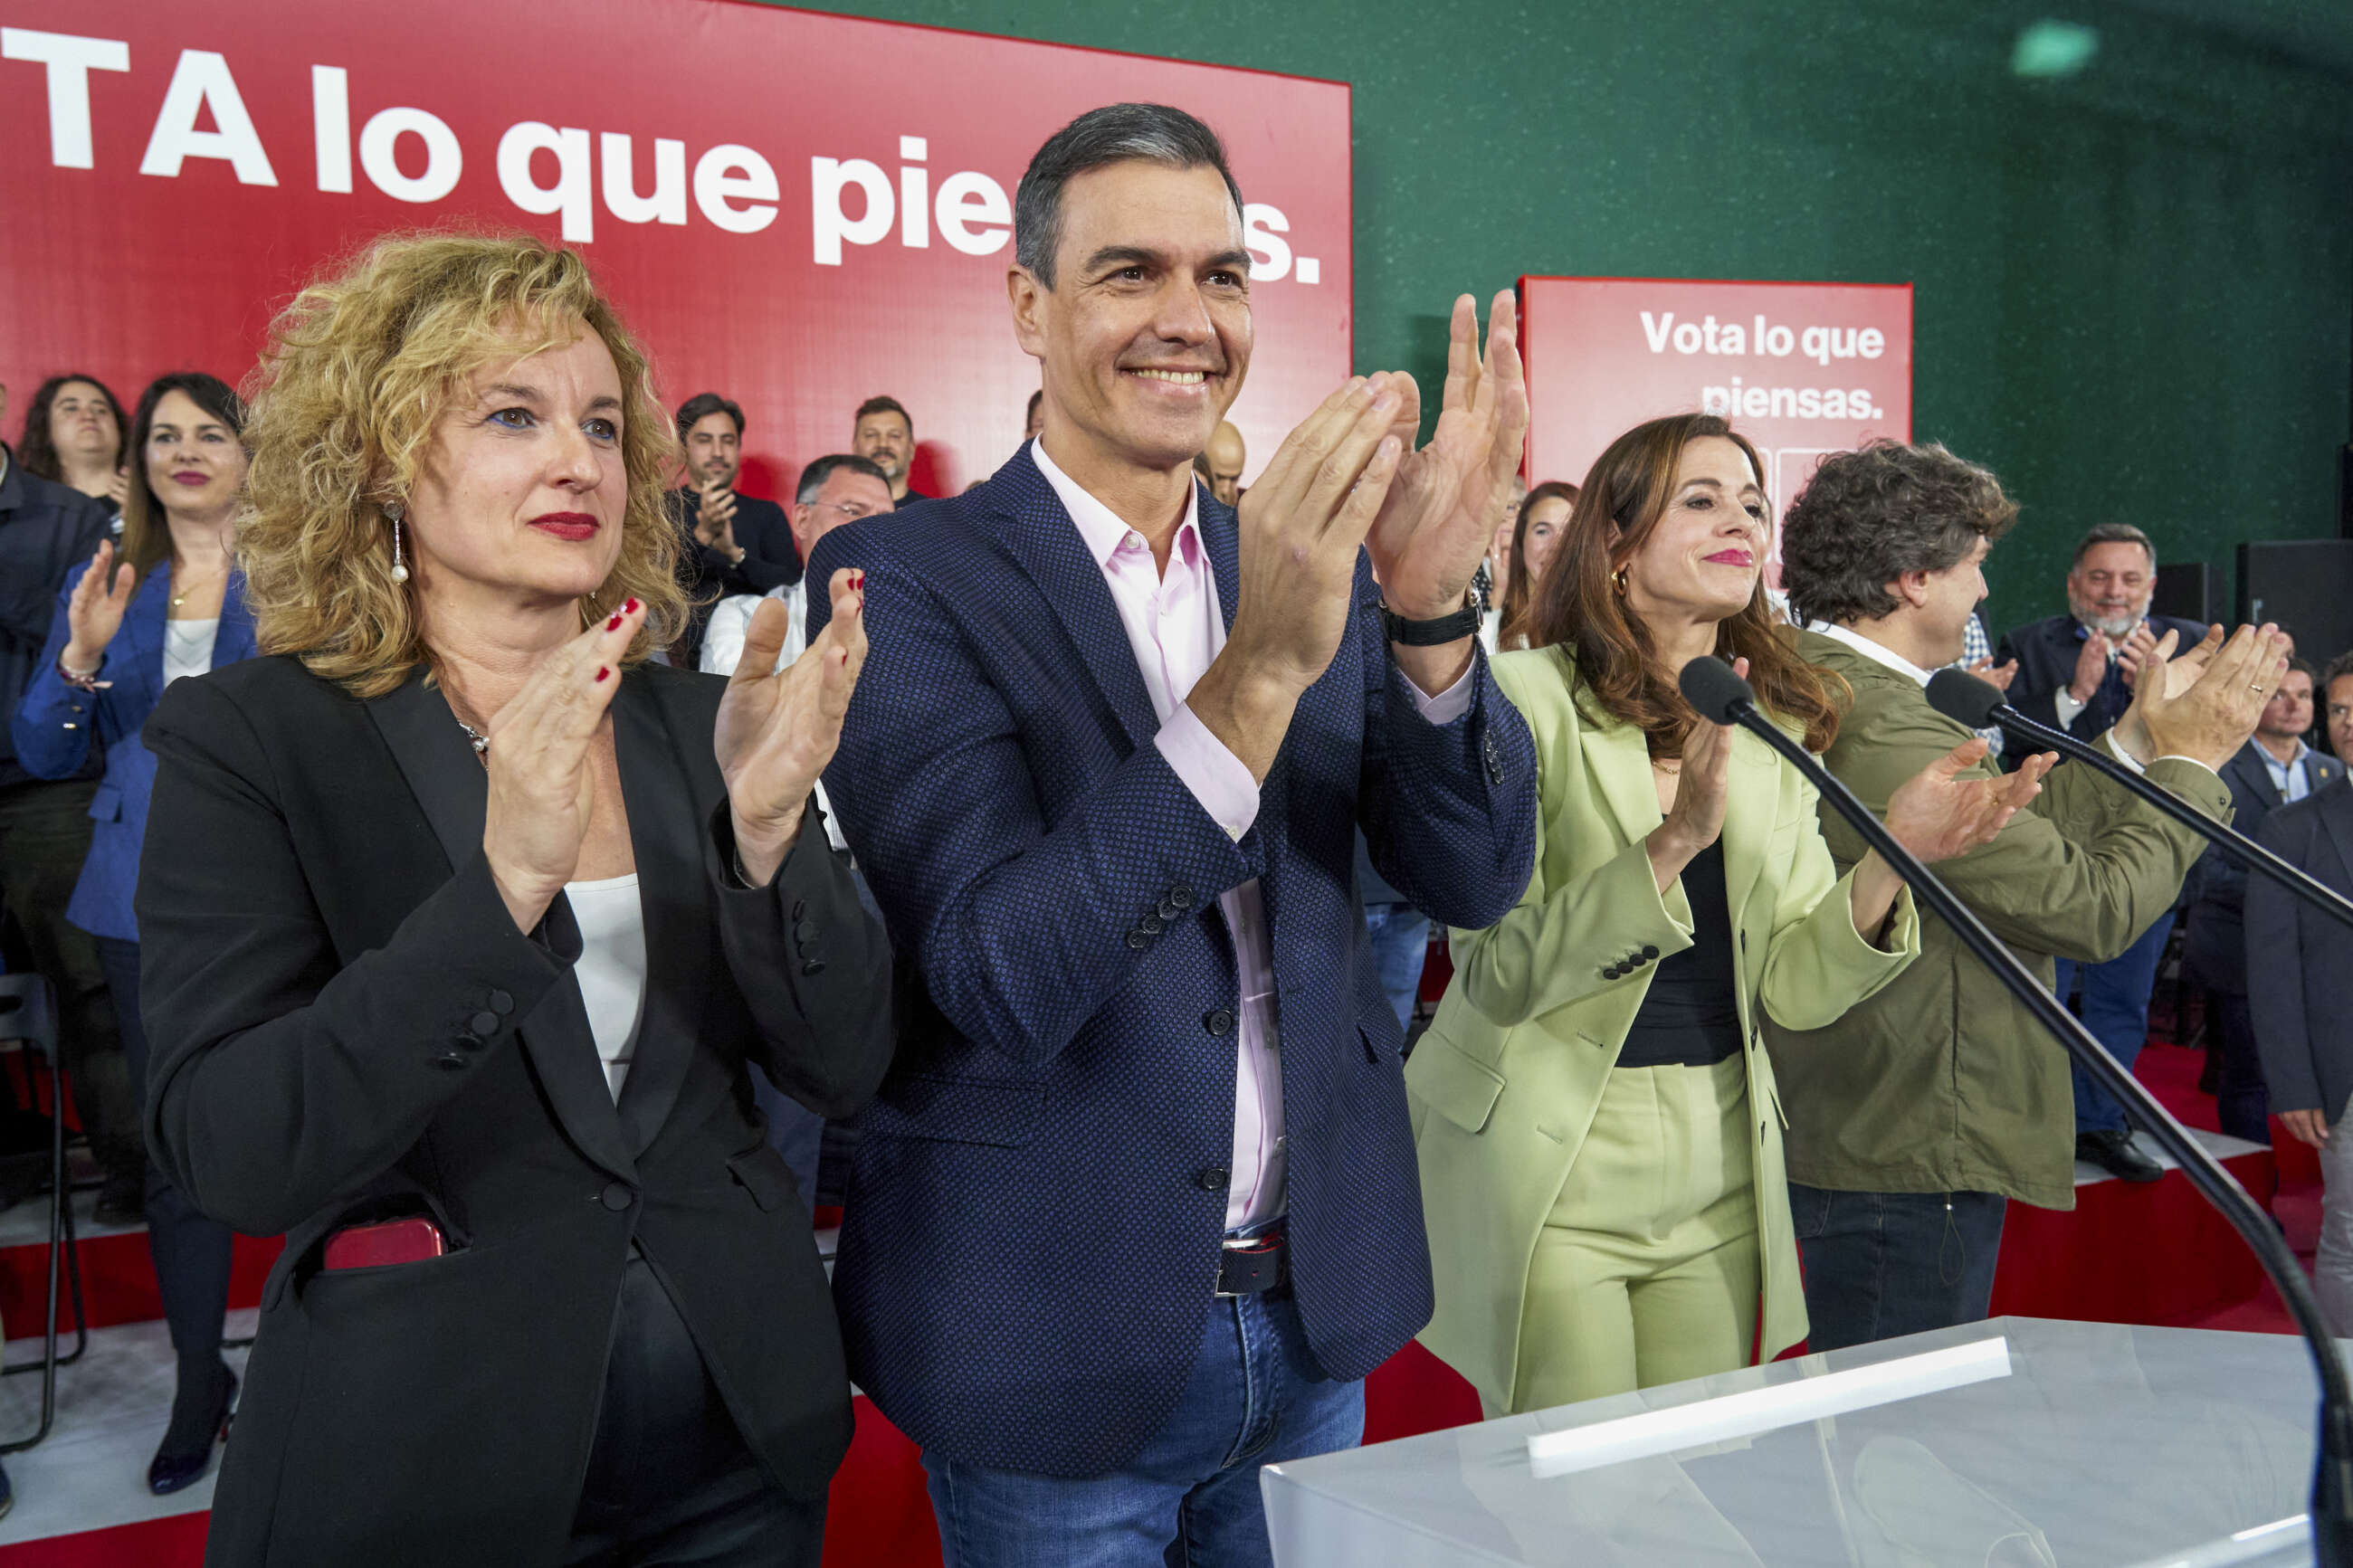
[{"xmin": 1768, "ymin": 441, "xmax": 2279, "ymax": 1351}]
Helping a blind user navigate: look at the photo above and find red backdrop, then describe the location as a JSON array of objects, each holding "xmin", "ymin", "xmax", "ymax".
[
  {"xmin": 1519, "ymin": 277, "xmax": 1912, "ymax": 579},
  {"xmin": 0, "ymin": 0, "xmax": 1352, "ymax": 499}
]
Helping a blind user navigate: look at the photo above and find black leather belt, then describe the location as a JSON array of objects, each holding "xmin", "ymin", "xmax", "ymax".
[{"xmin": 1215, "ymin": 1227, "xmax": 1287, "ymax": 1297}]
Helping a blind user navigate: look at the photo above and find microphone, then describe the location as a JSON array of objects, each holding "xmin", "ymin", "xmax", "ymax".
[
  {"xmin": 1679, "ymin": 656, "xmax": 2353, "ymax": 1565},
  {"xmin": 1925, "ymin": 668, "xmax": 2353, "ymax": 931}
]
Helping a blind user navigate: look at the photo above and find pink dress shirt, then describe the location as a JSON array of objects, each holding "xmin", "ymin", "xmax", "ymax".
[{"xmin": 1031, "ymin": 441, "xmax": 1472, "ymax": 1231}]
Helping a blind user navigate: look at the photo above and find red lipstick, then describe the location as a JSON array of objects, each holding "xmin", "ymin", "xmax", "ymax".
[
  {"xmin": 1704, "ymin": 548, "xmax": 1755, "ymax": 567},
  {"xmin": 529, "ymin": 511, "xmax": 599, "ymax": 542}
]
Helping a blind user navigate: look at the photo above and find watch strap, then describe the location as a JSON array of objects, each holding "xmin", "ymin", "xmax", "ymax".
[{"xmin": 1378, "ymin": 599, "xmax": 1481, "ymax": 647}]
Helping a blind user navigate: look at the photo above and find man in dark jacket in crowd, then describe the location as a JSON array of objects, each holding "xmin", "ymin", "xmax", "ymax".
[
  {"xmin": 1997, "ymin": 522, "xmax": 2214, "ymax": 1181},
  {"xmin": 2185, "ymin": 659, "xmax": 2340, "ymax": 1144},
  {"xmin": 0, "ymin": 388, "xmax": 145, "ymax": 1226},
  {"xmin": 663, "ymin": 392, "xmax": 801, "ymax": 668},
  {"xmin": 2250, "ymin": 652, "xmax": 2353, "ymax": 1333}
]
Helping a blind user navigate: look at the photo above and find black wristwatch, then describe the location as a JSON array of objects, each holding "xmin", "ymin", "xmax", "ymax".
[{"xmin": 1377, "ymin": 596, "xmax": 1481, "ymax": 647}]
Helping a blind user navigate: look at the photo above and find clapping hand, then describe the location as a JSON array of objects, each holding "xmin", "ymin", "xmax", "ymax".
[
  {"xmin": 1365, "ymin": 292, "xmax": 1529, "ymax": 622},
  {"xmin": 694, "ymin": 481, "xmax": 739, "ymax": 555},
  {"xmin": 1644, "ymin": 659, "xmax": 1743, "ymax": 891},
  {"xmin": 481, "ymin": 597, "xmax": 647, "ymax": 933},
  {"xmin": 1965, "ymin": 656, "xmax": 2018, "ymax": 692},
  {"xmin": 714, "ymin": 568, "xmax": 869, "ymax": 886},
  {"xmin": 2113, "ymin": 622, "xmax": 2288, "ymax": 770},
  {"xmin": 1883, "ymin": 739, "xmax": 2054, "ymax": 864},
  {"xmin": 62, "ymin": 540, "xmax": 137, "ymax": 677},
  {"xmin": 2117, "ymin": 622, "xmax": 2162, "ymax": 687}
]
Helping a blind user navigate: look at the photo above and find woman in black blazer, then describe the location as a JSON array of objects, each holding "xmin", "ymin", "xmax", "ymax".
[{"xmin": 136, "ymin": 233, "xmax": 891, "ymax": 1566}]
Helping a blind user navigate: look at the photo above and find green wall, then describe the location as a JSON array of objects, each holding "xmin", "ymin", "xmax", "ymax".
[{"xmin": 780, "ymin": 0, "xmax": 2353, "ymax": 630}]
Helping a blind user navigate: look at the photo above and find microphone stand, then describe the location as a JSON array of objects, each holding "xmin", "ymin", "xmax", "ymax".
[
  {"xmin": 1688, "ymin": 663, "xmax": 2353, "ymax": 1565},
  {"xmin": 1939, "ymin": 680, "xmax": 2353, "ymax": 932}
]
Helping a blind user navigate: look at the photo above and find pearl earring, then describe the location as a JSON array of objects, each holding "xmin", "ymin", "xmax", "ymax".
[{"xmin": 386, "ymin": 502, "xmax": 409, "ymax": 584}]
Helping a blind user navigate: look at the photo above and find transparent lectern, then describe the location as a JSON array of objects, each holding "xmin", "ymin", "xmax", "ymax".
[{"xmin": 1263, "ymin": 1317, "xmax": 2323, "ymax": 1567}]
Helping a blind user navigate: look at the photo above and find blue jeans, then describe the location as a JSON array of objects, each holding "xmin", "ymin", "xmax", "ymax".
[
  {"xmin": 2053, "ymin": 909, "xmax": 2176, "ymax": 1135},
  {"xmin": 1790, "ymin": 1184, "xmax": 2008, "ymax": 1353},
  {"xmin": 1361, "ymin": 903, "xmax": 1430, "ymax": 1034},
  {"xmin": 921, "ymin": 1290, "xmax": 1364, "ymax": 1567}
]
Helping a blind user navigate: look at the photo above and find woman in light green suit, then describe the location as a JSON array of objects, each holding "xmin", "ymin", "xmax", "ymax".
[{"xmin": 1409, "ymin": 413, "xmax": 2053, "ymax": 1413}]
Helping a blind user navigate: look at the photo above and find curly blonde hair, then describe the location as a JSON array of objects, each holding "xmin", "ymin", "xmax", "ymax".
[{"xmin": 239, "ymin": 231, "xmax": 685, "ymax": 697}]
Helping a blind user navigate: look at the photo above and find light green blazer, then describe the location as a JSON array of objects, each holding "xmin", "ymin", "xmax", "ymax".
[{"xmin": 1405, "ymin": 647, "xmax": 1921, "ymax": 1411}]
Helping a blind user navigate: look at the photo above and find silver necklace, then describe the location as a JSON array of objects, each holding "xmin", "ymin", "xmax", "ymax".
[{"xmin": 455, "ymin": 720, "xmax": 489, "ymax": 758}]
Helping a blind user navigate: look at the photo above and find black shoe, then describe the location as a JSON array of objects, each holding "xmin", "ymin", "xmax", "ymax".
[
  {"xmin": 94, "ymin": 1169, "xmax": 145, "ymax": 1227},
  {"xmin": 2077, "ymin": 1128, "xmax": 2166, "ymax": 1183},
  {"xmin": 148, "ymin": 1364, "xmax": 235, "ymax": 1496}
]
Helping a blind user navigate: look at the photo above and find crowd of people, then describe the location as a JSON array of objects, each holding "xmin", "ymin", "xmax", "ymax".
[{"xmin": 0, "ymin": 96, "xmax": 2337, "ymax": 1568}]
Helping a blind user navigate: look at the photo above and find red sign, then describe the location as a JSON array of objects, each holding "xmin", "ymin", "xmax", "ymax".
[
  {"xmin": 0, "ymin": 1, "xmax": 1351, "ymax": 499},
  {"xmin": 1519, "ymin": 277, "xmax": 1913, "ymax": 556}
]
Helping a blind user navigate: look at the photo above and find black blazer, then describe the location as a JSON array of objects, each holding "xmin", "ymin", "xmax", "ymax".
[
  {"xmin": 2184, "ymin": 740, "xmax": 2345, "ymax": 993},
  {"xmin": 0, "ymin": 456, "xmax": 111, "ymax": 784},
  {"xmin": 2250, "ymin": 778, "xmax": 2353, "ymax": 1123},
  {"xmin": 1996, "ymin": 612, "xmax": 2211, "ymax": 748},
  {"xmin": 136, "ymin": 656, "xmax": 891, "ymax": 1566}
]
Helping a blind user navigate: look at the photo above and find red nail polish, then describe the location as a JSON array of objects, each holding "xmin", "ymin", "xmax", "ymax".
[
  {"xmin": 624, "ymin": 597, "xmax": 641, "ymax": 614},
  {"xmin": 853, "ymin": 570, "xmax": 866, "ymax": 588},
  {"xmin": 595, "ymin": 666, "xmax": 612, "ymax": 683},
  {"xmin": 605, "ymin": 613, "xmax": 623, "ymax": 631}
]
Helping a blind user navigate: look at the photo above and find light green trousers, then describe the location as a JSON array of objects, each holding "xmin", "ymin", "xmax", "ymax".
[{"xmin": 1507, "ymin": 1050, "xmax": 1761, "ymax": 1413}]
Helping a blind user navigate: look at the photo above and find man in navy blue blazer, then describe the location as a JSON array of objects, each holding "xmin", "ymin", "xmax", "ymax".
[
  {"xmin": 1996, "ymin": 522, "xmax": 2213, "ymax": 1182},
  {"xmin": 808, "ymin": 104, "xmax": 1538, "ymax": 1565}
]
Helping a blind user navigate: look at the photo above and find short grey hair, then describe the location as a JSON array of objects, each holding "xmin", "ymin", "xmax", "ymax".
[
  {"xmin": 1014, "ymin": 103, "xmax": 1243, "ymax": 289},
  {"xmin": 794, "ymin": 452, "xmax": 890, "ymax": 507},
  {"xmin": 2072, "ymin": 522, "xmax": 2158, "ymax": 572}
]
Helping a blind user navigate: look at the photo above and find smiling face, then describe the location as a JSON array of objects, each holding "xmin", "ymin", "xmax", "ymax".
[
  {"xmin": 852, "ymin": 409, "xmax": 911, "ymax": 483},
  {"xmin": 50, "ymin": 380, "xmax": 120, "ymax": 469},
  {"xmin": 1011, "ymin": 159, "xmax": 1253, "ymax": 477},
  {"xmin": 2067, "ymin": 540, "xmax": 2154, "ymax": 637},
  {"xmin": 1912, "ymin": 535, "xmax": 1993, "ymax": 666},
  {"xmin": 682, "ymin": 411, "xmax": 740, "ymax": 489},
  {"xmin": 143, "ymin": 389, "xmax": 248, "ymax": 524},
  {"xmin": 1622, "ymin": 436, "xmax": 1767, "ymax": 628},
  {"xmin": 404, "ymin": 327, "xmax": 628, "ymax": 608}
]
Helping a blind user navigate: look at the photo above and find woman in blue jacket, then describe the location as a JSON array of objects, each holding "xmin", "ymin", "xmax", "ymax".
[{"xmin": 14, "ymin": 372, "xmax": 254, "ymax": 1493}]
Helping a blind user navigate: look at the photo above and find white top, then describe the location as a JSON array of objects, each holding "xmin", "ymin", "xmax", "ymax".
[
  {"xmin": 694, "ymin": 584, "xmax": 847, "ymax": 854},
  {"xmin": 700, "ymin": 583, "xmax": 807, "ymax": 678},
  {"xmin": 565, "ymin": 873, "xmax": 648, "ymax": 1101},
  {"xmin": 162, "ymin": 618, "xmax": 217, "ymax": 685}
]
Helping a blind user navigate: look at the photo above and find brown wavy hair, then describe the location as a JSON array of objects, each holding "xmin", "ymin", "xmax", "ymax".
[
  {"xmin": 1495, "ymin": 480, "xmax": 1577, "ymax": 651},
  {"xmin": 239, "ymin": 231, "xmax": 685, "ymax": 698},
  {"xmin": 120, "ymin": 373, "xmax": 248, "ymax": 584},
  {"xmin": 1529, "ymin": 412, "xmax": 1840, "ymax": 758}
]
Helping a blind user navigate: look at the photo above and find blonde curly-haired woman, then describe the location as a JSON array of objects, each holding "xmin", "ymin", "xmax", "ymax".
[{"xmin": 137, "ymin": 233, "xmax": 891, "ymax": 1566}]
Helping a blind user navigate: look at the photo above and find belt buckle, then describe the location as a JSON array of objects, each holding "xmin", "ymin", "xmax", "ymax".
[{"xmin": 1215, "ymin": 1230, "xmax": 1281, "ymax": 1297}]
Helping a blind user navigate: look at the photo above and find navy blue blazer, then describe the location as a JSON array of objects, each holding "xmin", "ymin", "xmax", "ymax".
[
  {"xmin": 805, "ymin": 444, "xmax": 1538, "ymax": 1477},
  {"xmin": 2250, "ymin": 778, "xmax": 2353, "ymax": 1123},
  {"xmin": 1995, "ymin": 612, "xmax": 2210, "ymax": 753},
  {"xmin": 2185, "ymin": 740, "xmax": 2344, "ymax": 993},
  {"xmin": 13, "ymin": 562, "xmax": 256, "ymax": 941}
]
